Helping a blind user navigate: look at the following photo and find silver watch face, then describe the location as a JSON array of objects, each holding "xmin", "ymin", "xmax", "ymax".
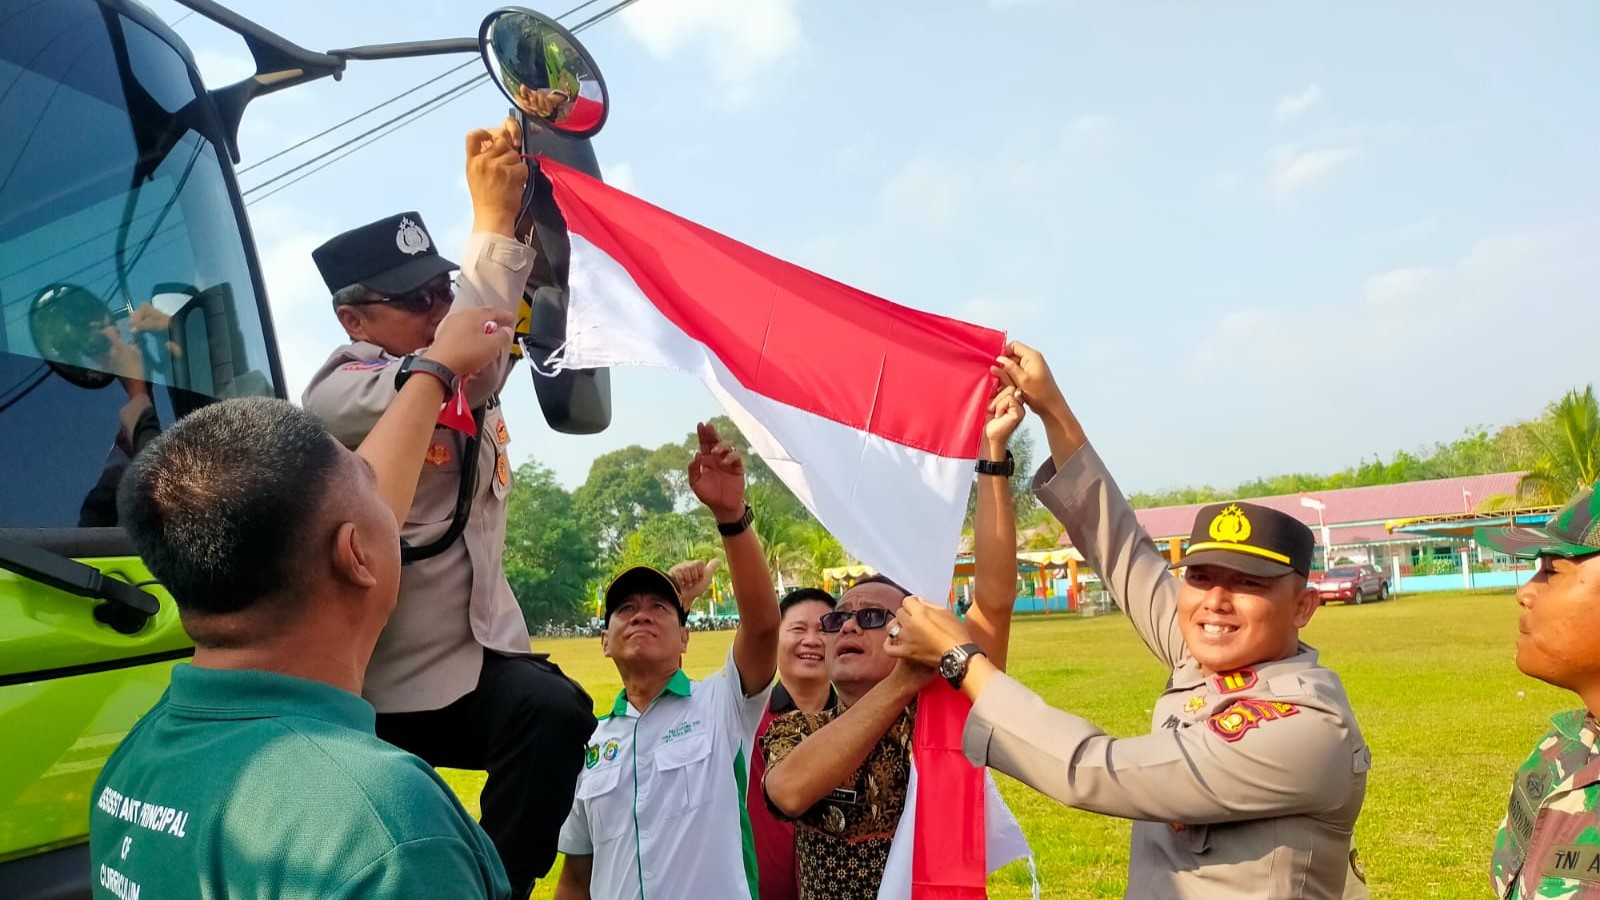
[{"xmin": 939, "ymin": 648, "xmax": 965, "ymax": 680}]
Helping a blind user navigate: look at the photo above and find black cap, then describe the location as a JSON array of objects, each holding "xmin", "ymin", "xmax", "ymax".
[
  {"xmin": 604, "ymin": 566, "xmax": 686, "ymax": 623},
  {"xmin": 1173, "ymin": 502, "xmax": 1315, "ymax": 577},
  {"xmin": 312, "ymin": 212, "xmax": 457, "ymax": 296}
]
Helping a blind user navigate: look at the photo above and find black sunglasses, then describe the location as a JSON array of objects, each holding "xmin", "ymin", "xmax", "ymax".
[
  {"xmin": 819, "ymin": 606, "xmax": 895, "ymax": 634},
  {"xmin": 344, "ymin": 280, "xmax": 454, "ymax": 315}
]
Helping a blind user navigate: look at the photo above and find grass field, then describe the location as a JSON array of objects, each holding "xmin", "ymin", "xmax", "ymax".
[{"xmin": 440, "ymin": 590, "xmax": 1561, "ymax": 899}]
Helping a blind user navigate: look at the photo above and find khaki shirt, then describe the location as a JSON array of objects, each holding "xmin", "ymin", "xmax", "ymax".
[
  {"xmin": 961, "ymin": 443, "xmax": 1371, "ymax": 899},
  {"xmin": 303, "ymin": 232, "xmax": 534, "ymax": 713}
]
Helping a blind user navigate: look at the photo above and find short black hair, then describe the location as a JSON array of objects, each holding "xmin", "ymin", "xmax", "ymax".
[
  {"xmin": 117, "ymin": 398, "xmax": 343, "ymax": 640},
  {"xmin": 845, "ymin": 573, "xmax": 911, "ymax": 598},
  {"xmin": 779, "ymin": 587, "xmax": 836, "ymax": 616}
]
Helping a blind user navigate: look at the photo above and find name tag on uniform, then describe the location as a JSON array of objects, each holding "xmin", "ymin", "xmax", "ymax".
[
  {"xmin": 1542, "ymin": 844, "xmax": 1600, "ymax": 883},
  {"xmin": 826, "ymin": 788, "xmax": 859, "ymax": 805}
]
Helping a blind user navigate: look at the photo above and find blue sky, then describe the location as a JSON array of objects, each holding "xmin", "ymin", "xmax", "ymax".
[{"xmin": 153, "ymin": 0, "xmax": 1600, "ymax": 494}]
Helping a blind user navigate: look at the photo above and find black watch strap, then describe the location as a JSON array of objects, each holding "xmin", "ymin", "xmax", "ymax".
[
  {"xmin": 975, "ymin": 450, "xmax": 1015, "ymax": 477},
  {"xmin": 717, "ymin": 504, "xmax": 755, "ymax": 537},
  {"xmin": 395, "ymin": 354, "xmax": 458, "ymax": 395},
  {"xmin": 941, "ymin": 642, "xmax": 986, "ymax": 689}
]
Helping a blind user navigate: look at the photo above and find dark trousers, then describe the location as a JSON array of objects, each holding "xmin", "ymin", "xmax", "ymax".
[{"xmin": 375, "ymin": 649, "xmax": 597, "ymax": 898}]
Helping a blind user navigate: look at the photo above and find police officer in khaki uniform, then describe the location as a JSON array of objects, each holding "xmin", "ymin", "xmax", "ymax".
[
  {"xmin": 886, "ymin": 341, "xmax": 1371, "ymax": 900},
  {"xmin": 302, "ymin": 119, "xmax": 596, "ymax": 898}
]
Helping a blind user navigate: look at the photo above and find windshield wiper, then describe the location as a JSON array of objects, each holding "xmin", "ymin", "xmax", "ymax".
[{"xmin": 0, "ymin": 534, "xmax": 159, "ymax": 634}]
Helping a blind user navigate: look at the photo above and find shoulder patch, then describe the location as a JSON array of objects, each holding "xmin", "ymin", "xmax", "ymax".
[
  {"xmin": 340, "ymin": 359, "xmax": 390, "ymax": 372},
  {"xmin": 1214, "ymin": 668, "xmax": 1258, "ymax": 693},
  {"xmin": 1208, "ymin": 698, "xmax": 1299, "ymax": 743}
]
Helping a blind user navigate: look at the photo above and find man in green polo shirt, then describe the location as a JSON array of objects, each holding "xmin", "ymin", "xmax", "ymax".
[{"xmin": 89, "ymin": 298, "xmax": 517, "ymax": 899}]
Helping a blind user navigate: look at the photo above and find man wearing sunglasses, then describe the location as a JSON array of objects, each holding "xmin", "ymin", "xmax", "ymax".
[
  {"xmin": 886, "ymin": 342, "xmax": 1371, "ymax": 900},
  {"xmin": 301, "ymin": 118, "xmax": 596, "ymax": 899},
  {"xmin": 760, "ymin": 387, "xmax": 1026, "ymax": 899},
  {"xmin": 1479, "ymin": 488, "xmax": 1600, "ymax": 900}
]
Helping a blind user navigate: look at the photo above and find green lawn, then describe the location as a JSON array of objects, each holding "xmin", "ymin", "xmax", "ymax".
[{"xmin": 441, "ymin": 590, "xmax": 1558, "ymax": 898}]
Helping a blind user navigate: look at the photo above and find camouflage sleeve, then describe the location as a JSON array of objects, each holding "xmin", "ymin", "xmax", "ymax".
[{"xmin": 964, "ymin": 671, "xmax": 1362, "ymax": 823}]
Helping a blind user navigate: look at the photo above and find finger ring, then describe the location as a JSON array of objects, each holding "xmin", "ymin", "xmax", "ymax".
[{"xmin": 888, "ymin": 625, "xmax": 901, "ymax": 639}]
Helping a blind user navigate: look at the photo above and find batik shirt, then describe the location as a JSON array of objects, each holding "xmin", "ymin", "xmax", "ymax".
[
  {"xmin": 1493, "ymin": 710, "xmax": 1600, "ymax": 898},
  {"xmin": 762, "ymin": 703, "xmax": 916, "ymax": 900}
]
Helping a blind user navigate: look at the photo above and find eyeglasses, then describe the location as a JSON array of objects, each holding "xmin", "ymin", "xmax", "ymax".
[
  {"xmin": 343, "ymin": 280, "xmax": 454, "ymax": 315},
  {"xmin": 818, "ymin": 606, "xmax": 895, "ymax": 634}
]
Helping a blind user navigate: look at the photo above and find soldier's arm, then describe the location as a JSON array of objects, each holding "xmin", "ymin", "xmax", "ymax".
[{"xmin": 962, "ymin": 671, "xmax": 1359, "ymax": 823}]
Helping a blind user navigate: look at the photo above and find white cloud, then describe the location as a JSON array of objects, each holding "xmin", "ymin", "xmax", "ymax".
[
  {"xmin": 1191, "ymin": 222, "xmax": 1600, "ymax": 391},
  {"xmin": 618, "ymin": 0, "xmax": 802, "ymax": 103},
  {"xmin": 1268, "ymin": 143, "xmax": 1361, "ymax": 198},
  {"xmin": 1274, "ymin": 84, "xmax": 1321, "ymax": 122}
]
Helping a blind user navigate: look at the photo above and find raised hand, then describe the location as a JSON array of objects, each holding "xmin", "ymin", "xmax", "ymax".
[
  {"xmin": 885, "ymin": 597, "xmax": 975, "ymax": 668},
  {"xmin": 465, "ymin": 116, "xmax": 528, "ymax": 237},
  {"xmin": 992, "ymin": 341, "xmax": 1067, "ymax": 420},
  {"xmin": 669, "ymin": 558, "xmax": 722, "ymax": 606},
  {"xmin": 424, "ymin": 306, "xmax": 515, "ymax": 377},
  {"xmin": 688, "ymin": 422, "xmax": 747, "ymax": 523},
  {"xmin": 984, "ymin": 385, "xmax": 1026, "ymax": 455}
]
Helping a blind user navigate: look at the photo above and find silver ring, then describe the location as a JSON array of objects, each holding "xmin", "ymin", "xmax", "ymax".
[{"xmin": 888, "ymin": 624, "xmax": 902, "ymax": 640}]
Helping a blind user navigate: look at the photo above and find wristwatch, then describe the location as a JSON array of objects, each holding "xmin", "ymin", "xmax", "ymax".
[
  {"xmin": 716, "ymin": 504, "xmax": 755, "ymax": 537},
  {"xmin": 939, "ymin": 642, "xmax": 986, "ymax": 689},
  {"xmin": 975, "ymin": 450, "xmax": 1014, "ymax": 477},
  {"xmin": 395, "ymin": 354, "xmax": 458, "ymax": 395}
]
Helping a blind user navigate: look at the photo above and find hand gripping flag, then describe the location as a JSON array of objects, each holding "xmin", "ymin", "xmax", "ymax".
[
  {"xmin": 539, "ymin": 157, "xmax": 1005, "ymax": 603},
  {"xmin": 539, "ymin": 159, "xmax": 1032, "ymax": 896}
]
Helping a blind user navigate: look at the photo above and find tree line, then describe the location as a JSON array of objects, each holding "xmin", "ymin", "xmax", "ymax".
[{"xmin": 505, "ymin": 386, "xmax": 1599, "ymax": 626}]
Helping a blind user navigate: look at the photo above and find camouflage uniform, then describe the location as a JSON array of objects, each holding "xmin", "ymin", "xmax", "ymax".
[{"xmin": 1493, "ymin": 710, "xmax": 1600, "ymax": 899}]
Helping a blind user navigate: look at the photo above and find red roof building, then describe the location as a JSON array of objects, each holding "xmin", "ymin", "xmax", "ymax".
[{"xmin": 1060, "ymin": 472, "xmax": 1525, "ymax": 571}]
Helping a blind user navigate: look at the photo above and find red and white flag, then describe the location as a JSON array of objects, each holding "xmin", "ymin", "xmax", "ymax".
[
  {"xmin": 540, "ymin": 158, "xmax": 1004, "ymax": 602},
  {"xmin": 879, "ymin": 684, "xmax": 1035, "ymax": 900},
  {"xmin": 539, "ymin": 159, "xmax": 1034, "ymax": 899}
]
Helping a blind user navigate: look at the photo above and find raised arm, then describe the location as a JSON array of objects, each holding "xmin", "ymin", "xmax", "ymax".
[
  {"xmin": 995, "ymin": 341, "xmax": 1185, "ymax": 669},
  {"xmin": 451, "ymin": 118, "xmax": 533, "ymax": 404},
  {"xmin": 357, "ymin": 307, "xmax": 512, "ymax": 524},
  {"xmin": 688, "ymin": 422, "xmax": 779, "ymax": 695},
  {"xmin": 962, "ymin": 386, "xmax": 1023, "ymax": 671}
]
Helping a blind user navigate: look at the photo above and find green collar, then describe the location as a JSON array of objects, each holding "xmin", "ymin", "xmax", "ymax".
[
  {"xmin": 610, "ymin": 669, "xmax": 692, "ymax": 718},
  {"xmin": 163, "ymin": 663, "xmax": 376, "ymax": 732}
]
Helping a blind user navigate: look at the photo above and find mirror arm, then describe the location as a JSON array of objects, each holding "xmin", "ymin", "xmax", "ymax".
[{"xmin": 328, "ymin": 39, "xmax": 481, "ymax": 61}]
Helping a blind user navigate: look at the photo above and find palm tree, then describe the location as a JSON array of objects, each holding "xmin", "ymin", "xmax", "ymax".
[{"xmin": 1516, "ymin": 385, "xmax": 1600, "ymax": 505}]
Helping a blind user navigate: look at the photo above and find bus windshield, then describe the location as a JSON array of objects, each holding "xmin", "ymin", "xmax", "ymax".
[{"xmin": 0, "ymin": 0, "xmax": 280, "ymax": 530}]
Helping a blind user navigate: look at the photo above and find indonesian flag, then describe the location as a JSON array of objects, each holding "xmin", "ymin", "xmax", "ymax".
[
  {"xmin": 539, "ymin": 159, "xmax": 1034, "ymax": 896},
  {"xmin": 881, "ymin": 684, "xmax": 1035, "ymax": 900},
  {"xmin": 539, "ymin": 157, "xmax": 1003, "ymax": 603}
]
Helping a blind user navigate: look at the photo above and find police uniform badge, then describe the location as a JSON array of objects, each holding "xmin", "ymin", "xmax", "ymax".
[{"xmin": 395, "ymin": 217, "xmax": 432, "ymax": 255}]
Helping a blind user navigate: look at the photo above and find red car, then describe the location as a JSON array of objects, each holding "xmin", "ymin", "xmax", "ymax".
[{"xmin": 1316, "ymin": 564, "xmax": 1390, "ymax": 604}]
